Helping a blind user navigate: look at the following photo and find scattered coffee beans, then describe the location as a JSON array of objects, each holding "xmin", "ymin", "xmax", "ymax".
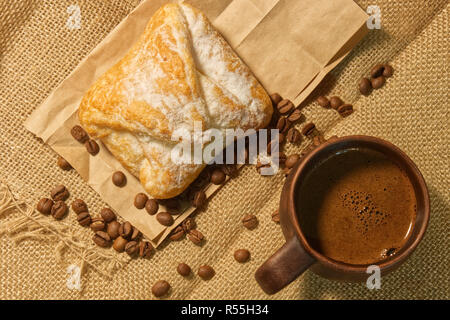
[
  {"xmin": 93, "ymin": 231, "xmax": 111, "ymax": 248},
  {"xmin": 329, "ymin": 96, "xmax": 343, "ymax": 110},
  {"xmin": 234, "ymin": 249, "xmax": 250, "ymax": 263},
  {"xmin": 383, "ymin": 64, "xmax": 394, "ymax": 78},
  {"xmin": 177, "ymin": 263, "xmax": 192, "ymax": 277},
  {"xmin": 100, "ymin": 208, "xmax": 116, "ymax": 223},
  {"xmin": 285, "ymin": 154, "xmax": 300, "ymax": 169},
  {"xmin": 152, "ymin": 280, "xmax": 170, "ymax": 298},
  {"xmin": 90, "ymin": 217, "xmax": 105, "ymax": 232},
  {"xmin": 272, "ymin": 210, "xmax": 280, "ymax": 223},
  {"xmin": 270, "ymin": 93, "xmax": 283, "ymax": 106},
  {"xmin": 112, "ymin": 171, "xmax": 126, "ymax": 187},
  {"xmin": 277, "ymin": 99, "xmax": 295, "ymax": 115},
  {"xmin": 187, "ymin": 229, "xmax": 204, "ymax": 245},
  {"xmin": 359, "ymin": 77, "xmax": 372, "ymax": 96},
  {"xmin": 57, "ymin": 156, "xmax": 72, "ymax": 171},
  {"xmin": 107, "ymin": 221, "xmax": 121, "ymax": 239},
  {"xmin": 371, "ymin": 76, "xmax": 386, "ymax": 89},
  {"xmin": 198, "ymin": 265, "xmax": 215, "ymax": 280},
  {"xmin": 71, "ymin": 125, "xmax": 89, "ymax": 143},
  {"xmin": 134, "ymin": 193, "xmax": 148, "ymax": 209},
  {"xmin": 182, "ymin": 217, "xmax": 196, "ymax": 233},
  {"xmin": 210, "ymin": 168, "xmax": 226, "ymax": 185},
  {"xmin": 370, "ymin": 64, "xmax": 385, "ymax": 78},
  {"xmin": 125, "ymin": 241, "xmax": 139, "ymax": 256},
  {"xmin": 139, "ymin": 241, "xmax": 153, "ymax": 258},
  {"xmin": 192, "ymin": 190, "xmax": 207, "ymax": 208},
  {"xmin": 51, "ymin": 201, "xmax": 68, "ymax": 220},
  {"xmin": 130, "ymin": 226, "xmax": 140, "ymax": 241},
  {"xmin": 145, "ymin": 199, "xmax": 159, "ymax": 215},
  {"xmin": 37, "ymin": 198, "xmax": 54, "ymax": 215},
  {"xmin": 337, "ymin": 104, "xmax": 354, "ymax": 117},
  {"xmin": 77, "ymin": 212, "xmax": 92, "ymax": 226},
  {"xmin": 119, "ymin": 221, "xmax": 133, "ymax": 238},
  {"xmin": 156, "ymin": 212, "xmax": 174, "ymax": 226},
  {"xmin": 242, "ymin": 214, "xmax": 258, "ymax": 230},
  {"xmin": 71, "ymin": 199, "xmax": 88, "ymax": 214},
  {"xmin": 113, "ymin": 236, "xmax": 128, "ymax": 252},
  {"xmin": 169, "ymin": 226, "xmax": 185, "ymax": 241},
  {"xmin": 287, "ymin": 108, "xmax": 303, "ymax": 122},
  {"xmin": 51, "ymin": 185, "xmax": 69, "ymax": 201},
  {"xmin": 287, "ymin": 128, "xmax": 302, "ymax": 143},
  {"xmin": 301, "ymin": 122, "xmax": 316, "ymax": 136},
  {"xmin": 85, "ymin": 139, "xmax": 100, "ymax": 155},
  {"xmin": 317, "ymin": 96, "xmax": 330, "ymax": 108}
]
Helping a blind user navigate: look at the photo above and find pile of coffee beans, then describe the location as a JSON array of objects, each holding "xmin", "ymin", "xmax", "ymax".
[
  {"xmin": 359, "ymin": 63, "xmax": 394, "ymax": 96},
  {"xmin": 71, "ymin": 125, "xmax": 100, "ymax": 156},
  {"xmin": 316, "ymin": 95, "xmax": 354, "ymax": 118},
  {"xmin": 36, "ymin": 185, "xmax": 71, "ymax": 220}
]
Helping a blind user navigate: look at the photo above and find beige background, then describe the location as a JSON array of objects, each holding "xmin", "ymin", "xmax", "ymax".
[{"xmin": 0, "ymin": 0, "xmax": 448, "ymax": 299}]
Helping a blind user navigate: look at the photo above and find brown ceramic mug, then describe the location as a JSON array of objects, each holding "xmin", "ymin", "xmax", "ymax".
[{"xmin": 255, "ymin": 135, "xmax": 430, "ymax": 294}]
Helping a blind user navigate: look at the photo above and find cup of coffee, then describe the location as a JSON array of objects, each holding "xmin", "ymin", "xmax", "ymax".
[{"xmin": 255, "ymin": 135, "xmax": 429, "ymax": 294}]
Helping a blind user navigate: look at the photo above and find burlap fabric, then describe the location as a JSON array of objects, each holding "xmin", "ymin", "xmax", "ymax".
[{"xmin": 0, "ymin": 0, "xmax": 448, "ymax": 299}]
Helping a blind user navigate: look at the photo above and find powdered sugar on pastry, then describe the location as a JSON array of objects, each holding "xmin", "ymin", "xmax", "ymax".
[{"xmin": 78, "ymin": 3, "xmax": 272, "ymax": 199}]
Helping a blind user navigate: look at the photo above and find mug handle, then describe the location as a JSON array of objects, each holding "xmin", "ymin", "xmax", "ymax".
[{"xmin": 255, "ymin": 236, "xmax": 315, "ymax": 294}]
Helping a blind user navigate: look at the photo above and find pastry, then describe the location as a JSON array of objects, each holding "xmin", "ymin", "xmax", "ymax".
[{"xmin": 78, "ymin": 3, "xmax": 272, "ymax": 199}]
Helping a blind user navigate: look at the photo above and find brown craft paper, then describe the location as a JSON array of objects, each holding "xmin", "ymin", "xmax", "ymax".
[{"xmin": 24, "ymin": 0, "xmax": 368, "ymax": 247}]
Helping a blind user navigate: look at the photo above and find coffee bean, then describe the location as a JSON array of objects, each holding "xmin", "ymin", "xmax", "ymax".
[
  {"xmin": 71, "ymin": 125, "xmax": 89, "ymax": 143},
  {"xmin": 371, "ymin": 76, "xmax": 386, "ymax": 89},
  {"xmin": 198, "ymin": 265, "xmax": 215, "ymax": 280},
  {"xmin": 130, "ymin": 226, "xmax": 141, "ymax": 241},
  {"xmin": 242, "ymin": 214, "xmax": 258, "ymax": 230},
  {"xmin": 271, "ymin": 152, "xmax": 287, "ymax": 166},
  {"xmin": 157, "ymin": 198, "xmax": 180, "ymax": 214},
  {"xmin": 287, "ymin": 108, "xmax": 303, "ymax": 122},
  {"xmin": 192, "ymin": 190, "xmax": 207, "ymax": 208},
  {"xmin": 134, "ymin": 193, "xmax": 148, "ymax": 209},
  {"xmin": 313, "ymin": 135, "xmax": 326, "ymax": 146},
  {"xmin": 107, "ymin": 221, "xmax": 121, "ymax": 239},
  {"xmin": 85, "ymin": 139, "xmax": 100, "ymax": 155},
  {"xmin": 119, "ymin": 221, "xmax": 133, "ymax": 238},
  {"xmin": 285, "ymin": 154, "xmax": 301, "ymax": 169},
  {"xmin": 152, "ymin": 280, "xmax": 170, "ymax": 298},
  {"xmin": 177, "ymin": 263, "xmax": 191, "ymax": 277},
  {"xmin": 234, "ymin": 249, "xmax": 250, "ymax": 263},
  {"xmin": 71, "ymin": 199, "xmax": 88, "ymax": 214},
  {"xmin": 272, "ymin": 210, "xmax": 280, "ymax": 223},
  {"xmin": 187, "ymin": 229, "xmax": 204, "ymax": 245},
  {"xmin": 221, "ymin": 164, "xmax": 238, "ymax": 178},
  {"xmin": 112, "ymin": 171, "xmax": 126, "ymax": 187},
  {"xmin": 77, "ymin": 212, "xmax": 91, "ymax": 226},
  {"xmin": 37, "ymin": 198, "xmax": 54, "ymax": 215},
  {"xmin": 267, "ymin": 139, "xmax": 278, "ymax": 155},
  {"xmin": 210, "ymin": 168, "xmax": 226, "ymax": 185},
  {"xmin": 337, "ymin": 104, "xmax": 354, "ymax": 117},
  {"xmin": 90, "ymin": 217, "xmax": 105, "ymax": 232},
  {"xmin": 93, "ymin": 231, "xmax": 111, "ymax": 248},
  {"xmin": 301, "ymin": 122, "xmax": 316, "ymax": 136},
  {"xmin": 256, "ymin": 161, "xmax": 271, "ymax": 175},
  {"xmin": 57, "ymin": 156, "xmax": 72, "ymax": 171},
  {"xmin": 383, "ymin": 64, "xmax": 394, "ymax": 78},
  {"xmin": 359, "ymin": 77, "xmax": 372, "ymax": 96},
  {"xmin": 169, "ymin": 225, "xmax": 185, "ymax": 241},
  {"xmin": 145, "ymin": 199, "xmax": 159, "ymax": 215},
  {"xmin": 270, "ymin": 93, "xmax": 283, "ymax": 106},
  {"xmin": 287, "ymin": 128, "xmax": 302, "ymax": 144},
  {"xmin": 125, "ymin": 241, "xmax": 139, "ymax": 256},
  {"xmin": 51, "ymin": 185, "xmax": 69, "ymax": 201},
  {"xmin": 100, "ymin": 208, "xmax": 116, "ymax": 223},
  {"xmin": 276, "ymin": 117, "xmax": 290, "ymax": 134},
  {"xmin": 329, "ymin": 96, "xmax": 343, "ymax": 110},
  {"xmin": 51, "ymin": 201, "xmax": 68, "ymax": 220},
  {"xmin": 156, "ymin": 212, "xmax": 174, "ymax": 226},
  {"xmin": 317, "ymin": 96, "xmax": 330, "ymax": 108},
  {"xmin": 370, "ymin": 64, "xmax": 385, "ymax": 78},
  {"xmin": 113, "ymin": 236, "xmax": 128, "ymax": 252},
  {"xmin": 181, "ymin": 217, "xmax": 196, "ymax": 233},
  {"xmin": 277, "ymin": 99, "xmax": 294, "ymax": 115},
  {"xmin": 139, "ymin": 241, "xmax": 153, "ymax": 258}
]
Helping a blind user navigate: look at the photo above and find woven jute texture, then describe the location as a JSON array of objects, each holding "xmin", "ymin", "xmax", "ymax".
[{"xmin": 0, "ymin": 0, "xmax": 448, "ymax": 299}]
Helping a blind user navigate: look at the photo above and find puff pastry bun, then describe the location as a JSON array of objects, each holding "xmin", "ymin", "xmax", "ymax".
[{"xmin": 78, "ymin": 3, "xmax": 272, "ymax": 199}]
